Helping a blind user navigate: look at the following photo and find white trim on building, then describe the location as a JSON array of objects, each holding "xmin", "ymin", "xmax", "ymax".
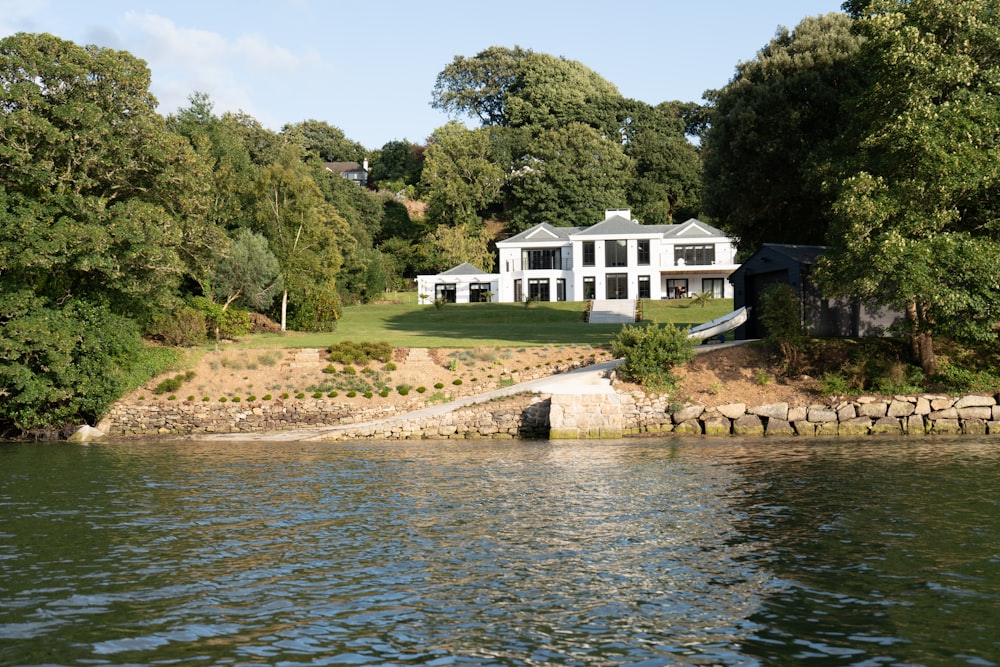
[{"xmin": 418, "ymin": 210, "xmax": 740, "ymax": 304}]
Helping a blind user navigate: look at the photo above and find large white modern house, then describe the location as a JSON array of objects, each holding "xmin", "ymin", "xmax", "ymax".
[{"xmin": 417, "ymin": 209, "xmax": 739, "ymax": 304}]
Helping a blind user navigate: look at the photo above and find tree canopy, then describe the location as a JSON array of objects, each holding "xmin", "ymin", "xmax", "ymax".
[
  {"xmin": 817, "ymin": 0, "xmax": 1000, "ymax": 373},
  {"xmin": 701, "ymin": 13, "xmax": 865, "ymax": 252}
]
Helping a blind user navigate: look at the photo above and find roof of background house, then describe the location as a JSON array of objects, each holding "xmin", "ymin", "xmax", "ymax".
[
  {"xmin": 324, "ymin": 161, "xmax": 366, "ymax": 173},
  {"xmin": 440, "ymin": 262, "xmax": 491, "ymax": 275},
  {"xmin": 756, "ymin": 243, "xmax": 827, "ymax": 265}
]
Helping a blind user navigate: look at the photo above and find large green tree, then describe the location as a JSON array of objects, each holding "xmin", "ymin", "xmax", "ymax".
[
  {"xmin": 509, "ymin": 122, "xmax": 632, "ymax": 230},
  {"xmin": 623, "ymin": 100, "xmax": 703, "ymax": 224},
  {"xmin": 701, "ymin": 13, "xmax": 865, "ymax": 251},
  {"xmin": 420, "ymin": 121, "xmax": 505, "ymax": 228},
  {"xmin": 254, "ymin": 145, "xmax": 348, "ymax": 331},
  {"xmin": 0, "ymin": 33, "xmax": 206, "ymax": 433},
  {"xmin": 819, "ymin": 0, "xmax": 1000, "ymax": 374}
]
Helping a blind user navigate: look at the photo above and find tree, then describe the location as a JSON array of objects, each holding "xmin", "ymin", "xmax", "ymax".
[
  {"xmin": 701, "ymin": 13, "xmax": 865, "ymax": 252},
  {"xmin": 282, "ymin": 119, "xmax": 366, "ymax": 163},
  {"xmin": 623, "ymin": 101, "xmax": 703, "ymax": 224},
  {"xmin": 420, "ymin": 222, "xmax": 496, "ymax": 274},
  {"xmin": 210, "ymin": 229, "xmax": 283, "ymax": 311},
  {"xmin": 368, "ymin": 139, "xmax": 424, "ymax": 191},
  {"xmin": 818, "ymin": 0, "xmax": 1000, "ymax": 375},
  {"xmin": 509, "ymin": 123, "xmax": 632, "ymax": 231},
  {"xmin": 420, "ymin": 122, "xmax": 505, "ymax": 227},
  {"xmin": 254, "ymin": 145, "xmax": 348, "ymax": 330},
  {"xmin": 432, "ymin": 45, "xmax": 531, "ymax": 127},
  {"xmin": 0, "ymin": 32, "xmax": 200, "ymax": 318}
]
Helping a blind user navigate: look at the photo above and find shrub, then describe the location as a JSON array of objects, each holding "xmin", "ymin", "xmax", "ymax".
[
  {"xmin": 219, "ymin": 397, "xmax": 227, "ymax": 402},
  {"xmin": 434, "ymin": 382, "xmax": 444, "ymax": 389},
  {"xmin": 758, "ymin": 283, "xmax": 806, "ymax": 371},
  {"xmin": 281, "ymin": 392, "xmax": 289, "ymax": 399},
  {"xmin": 247, "ymin": 395, "xmax": 256, "ymax": 402},
  {"xmin": 379, "ymin": 389, "xmax": 389, "ymax": 397},
  {"xmin": 384, "ymin": 362, "xmax": 397, "ymax": 371},
  {"xmin": 148, "ymin": 306, "xmax": 207, "ymax": 347},
  {"xmin": 610, "ymin": 323, "xmax": 694, "ymax": 391},
  {"xmin": 232, "ymin": 396, "xmax": 241, "ymax": 403},
  {"xmin": 167, "ymin": 395, "xmax": 177, "ymax": 401},
  {"xmin": 295, "ymin": 392, "xmax": 305, "ymax": 399},
  {"xmin": 416, "ymin": 386, "xmax": 427, "ymax": 393},
  {"xmin": 364, "ymin": 391, "xmax": 373, "ymax": 399},
  {"xmin": 327, "ymin": 341, "xmax": 393, "ymax": 365},
  {"xmin": 328, "ymin": 391, "xmax": 339, "ymax": 398},
  {"xmin": 152, "ymin": 375, "xmax": 186, "ymax": 395},
  {"xmin": 187, "ymin": 395, "xmax": 195, "ymax": 402},
  {"xmin": 346, "ymin": 391, "xmax": 357, "ymax": 398},
  {"xmin": 341, "ymin": 365, "xmax": 357, "ymax": 375},
  {"xmin": 312, "ymin": 392, "xmax": 323, "ymax": 399},
  {"xmin": 202, "ymin": 396, "xmax": 210, "ymax": 402},
  {"xmin": 263, "ymin": 394, "xmax": 272, "ymax": 400},
  {"xmin": 452, "ymin": 378, "xmax": 463, "ymax": 385},
  {"xmin": 397, "ymin": 384, "xmax": 411, "ymax": 395}
]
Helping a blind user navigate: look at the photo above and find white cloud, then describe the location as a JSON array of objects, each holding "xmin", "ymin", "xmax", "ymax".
[{"xmin": 117, "ymin": 11, "xmax": 329, "ymax": 125}]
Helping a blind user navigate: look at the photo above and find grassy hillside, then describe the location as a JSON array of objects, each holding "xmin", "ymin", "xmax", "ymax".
[{"xmin": 236, "ymin": 295, "xmax": 736, "ymax": 349}]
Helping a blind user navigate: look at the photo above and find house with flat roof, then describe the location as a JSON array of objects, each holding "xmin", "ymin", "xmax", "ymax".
[{"xmin": 419, "ymin": 209, "xmax": 739, "ymax": 304}]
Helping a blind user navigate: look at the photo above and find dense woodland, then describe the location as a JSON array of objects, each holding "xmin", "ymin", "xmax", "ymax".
[{"xmin": 1, "ymin": 0, "xmax": 999, "ymax": 435}]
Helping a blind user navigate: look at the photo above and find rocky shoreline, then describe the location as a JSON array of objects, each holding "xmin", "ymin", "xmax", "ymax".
[{"xmin": 98, "ymin": 385, "xmax": 1000, "ymax": 441}]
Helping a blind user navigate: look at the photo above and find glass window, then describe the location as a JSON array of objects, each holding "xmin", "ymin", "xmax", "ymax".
[
  {"xmin": 470, "ymin": 283, "xmax": 491, "ymax": 303},
  {"xmin": 606, "ymin": 273, "xmax": 628, "ymax": 299},
  {"xmin": 702, "ymin": 278, "xmax": 724, "ymax": 299},
  {"xmin": 583, "ymin": 276, "xmax": 596, "ymax": 300},
  {"xmin": 667, "ymin": 279, "xmax": 688, "ymax": 299},
  {"xmin": 605, "ymin": 240, "xmax": 628, "ymax": 267},
  {"xmin": 522, "ymin": 248, "xmax": 562, "ymax": 270},
  {"xmin": 514, "ymin": 279, "xmax": 522, "ymax": 303},
  {"xmin": 528, "ymin": 278, "xmax": 550, "ymax": 301},
  {"xmin": 674, "ymin": 244, "xmax": 716, "ymax": 266},
  {"xmin": 556, "ymin": 279, "xmax": 566, "ymax": 302},
  {"xmin": 582, "ymin": 241, "xmax": 595, "ymax": 267},
  {"xmin": 637, "ymin": 240, "xmax": 650, "ymax": 265},
  {"xmin": 435, "ymin": 283, "xmax": 456, "ymax": 303},
  {"xmin": 638, "ymin": 275, "xmax": 651, "ymax": 299}
]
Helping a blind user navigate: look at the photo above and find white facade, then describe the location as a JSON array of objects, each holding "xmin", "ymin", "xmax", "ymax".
[
  {"xmin": 495, "ymin": 210, "xmax": 738, "ymax": 303},
  {"xmin": 416, "ymin": 263, "xmax": 499, "ymax": 304}
]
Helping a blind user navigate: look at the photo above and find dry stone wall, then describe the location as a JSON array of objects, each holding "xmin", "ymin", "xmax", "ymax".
[{"xmin": 103, "ymin": 386, "xmax": 1000, "ymax": 441}]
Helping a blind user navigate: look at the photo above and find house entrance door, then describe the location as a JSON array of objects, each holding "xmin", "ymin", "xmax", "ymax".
[{"xmin": 605, "ymin": 273, "xmax": 628, "ymax": 299}]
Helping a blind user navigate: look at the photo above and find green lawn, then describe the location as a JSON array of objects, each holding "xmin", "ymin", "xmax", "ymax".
[{"xmin": 236, "ymin": 295, "xmax": 735, "ymax": 350}]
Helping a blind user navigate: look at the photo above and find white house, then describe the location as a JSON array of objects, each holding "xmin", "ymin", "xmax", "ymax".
[
  {"xmin": 416, "ymin": 263, "xmax": 499, "ymax": 304},
  {"xmin": 419, "ymin": 210, "xmax": 739, "ymax": 304}
]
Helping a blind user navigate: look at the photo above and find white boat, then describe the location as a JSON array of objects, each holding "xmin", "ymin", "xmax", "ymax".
[{"xmin": 686, "ymin": 306, "xmax": 749, "ymax": 341}]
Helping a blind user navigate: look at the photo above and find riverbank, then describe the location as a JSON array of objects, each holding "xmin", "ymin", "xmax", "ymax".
[{"xmin": 98, "ymin": 343, "xmax": 1000, "ymax": 441}]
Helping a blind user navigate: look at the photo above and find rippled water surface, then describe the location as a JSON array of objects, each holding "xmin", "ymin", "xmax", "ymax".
[{"xmin": 2, "ymin": 438, "xmax": 999, "ymax": 666}]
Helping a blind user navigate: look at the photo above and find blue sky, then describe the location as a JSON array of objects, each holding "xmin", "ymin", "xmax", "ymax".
[{"xmin": 2, "ymin": 0, "xmax": 845, "ymax": 149}]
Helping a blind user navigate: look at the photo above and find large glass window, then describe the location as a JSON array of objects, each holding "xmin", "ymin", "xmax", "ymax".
[
  {"xmin": 556, "ymin": 279, "xmax": 566, "ymax": 302},
  {"xmin": 435, "ymin": 283, "xmax": 456, "ymax": 303},
  {"xmin": 528, "ymin": 278, "xmax": 550, "ymax": 301},
  {"xmin": 638, "ymin": 275, "xmax": 651, "ymax": 299},
  {"xmin": 522, "ymin": 248, "xmax": 562, "ymax": 270},
  {"xmin": 637, "ymin": 240, "xmax": 650, "ymax": 266},
  {"xmin": 583, "ymin": 276, "xmax": 596, "ymax": 300},
  {"xmin": 470, "ymin": 283, "xmax": 491, "ymax": 303},
  {"xmin": 605, "ymin": 240, "xmax": 628, "ymax": 267},
  {"xmin": 674, "ymin": 244, "xmax": 715, "ymax": 266},
  {"xmin": 702, "ymin": 278, "xmax": 724, "ymax": 299},
  {"xmin": 606, "ymin": 273, "xmax": 628, "ymax": 299},
  {"xmin": 582, "ymin": 241, "xmax": 595, "ymax": 267},
  {"xmin": 666, "ymin": 279, "xmax": 688, "ymax": 299},
  {"xmin": 514, "ymin": 279, "xmax": 522, "ymax": 303}
]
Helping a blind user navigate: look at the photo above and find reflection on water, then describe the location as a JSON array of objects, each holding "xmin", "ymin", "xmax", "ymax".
[{"xmin": 1, "ymin": 438, "xmax": 999, "ymax": 665}]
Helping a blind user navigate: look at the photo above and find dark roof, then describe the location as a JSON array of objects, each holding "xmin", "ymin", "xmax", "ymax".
[
  {"xmin": 759, "ymin": 243, "xmax": 827, "ymax": 265},
  {"xmin": 440, "ymin": 262, "xmax": 490, "ymax": 276},
  {"xmin": 324, "ymin": 161, "xmax": 366, "ymax": 173},
  {"xmin": 498, "ymin": 222, "xmax": 582, "ymax": 244}
]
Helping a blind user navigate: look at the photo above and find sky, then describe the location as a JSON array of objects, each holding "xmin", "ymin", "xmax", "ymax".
[{"xmin": 2, "ymin": 0, "xmax": 846, "ymax": 150}]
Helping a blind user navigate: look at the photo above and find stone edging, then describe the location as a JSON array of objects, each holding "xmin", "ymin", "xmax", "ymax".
[{"xmin": 99, "ymin": 385, "xmax": 1000, "ymax": 440}]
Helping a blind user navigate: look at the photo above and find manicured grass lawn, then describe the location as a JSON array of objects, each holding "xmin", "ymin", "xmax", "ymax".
[{"xmin": 236, "ymin": 294, "xmax": 735, "ymax": 350}]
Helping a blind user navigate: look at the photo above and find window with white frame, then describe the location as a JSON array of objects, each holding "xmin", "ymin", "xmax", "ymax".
[{"xmin": 674, "ymin": 244, "xmax": 715, "ymax": 266}]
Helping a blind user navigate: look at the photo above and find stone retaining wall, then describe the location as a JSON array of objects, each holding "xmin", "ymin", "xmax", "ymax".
[
  {"xmin": 617, "ymin": 392, "xmax": 1000, "ymax": 437},
  {"xmin": 102, "ymin": 386, "xmax": 1000, "ymax": 440}
]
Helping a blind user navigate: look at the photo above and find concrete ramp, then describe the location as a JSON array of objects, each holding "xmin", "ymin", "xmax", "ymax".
[{"xmin": 588, "ymin": 299, "xmax": 636, "ymax": 324}]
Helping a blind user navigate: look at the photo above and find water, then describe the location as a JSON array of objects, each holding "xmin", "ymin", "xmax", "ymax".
[{"xmin": 1, "ymin": 438, "xmax": 999, "ymax": 666}]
